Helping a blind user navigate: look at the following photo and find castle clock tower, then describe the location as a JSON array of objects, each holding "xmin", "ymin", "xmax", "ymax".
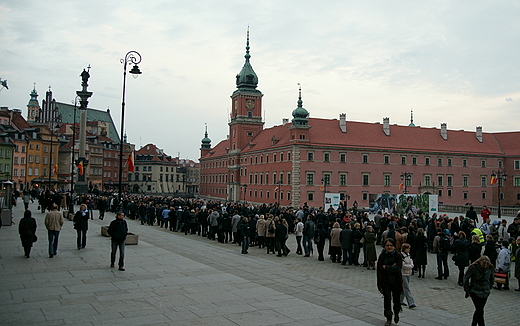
[{"xmin": 229, "ymin": 29, "xmax": 264, "ymax": 152}]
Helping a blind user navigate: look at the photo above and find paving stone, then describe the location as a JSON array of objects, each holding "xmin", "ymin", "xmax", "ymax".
[{"xmin": 1, "ymin": 203, "xmax": 513, "ymax": 326}]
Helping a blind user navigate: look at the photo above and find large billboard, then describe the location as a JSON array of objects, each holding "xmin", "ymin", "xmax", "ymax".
[
  {"xmin": 369, "ymin": 194, "xmax": 438, "ymax": 216},
  {"xmin": 324, "ymin": 193, "xmax": 341, "ymax": 211}
]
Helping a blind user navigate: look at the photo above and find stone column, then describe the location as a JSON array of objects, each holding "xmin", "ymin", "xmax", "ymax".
[{"xmin": 74, "ymin": 68, "xmax": 93, "ymax": 194}]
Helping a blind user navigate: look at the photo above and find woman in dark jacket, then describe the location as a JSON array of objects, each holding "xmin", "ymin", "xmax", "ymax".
[
  {"xmin": 314, "ymin": 223, "xmax": 327, "ymax": 261},
  {"xmin": 364, "ymin": 226, "xmax": 377, "ymax": 269},
  {"xmin": 18, "ymin": 210, "xmax": 37, "ymax": 258},
  {"xmin": 352, "ymin": 223, "xmax": 363, "ymax": 266},
  {"xmin": 483, "ymin": 235, "xmax": 498, "ymax": 267},
  {"xmin": 468, "ymin": 235, "xmax": 482, "ymax": 263},
  {"xmin": 463, "ymin": 255, "xmax": 494, "ymax": 326},
  {"xmin": 452, "ymin": 231, "xmax": 470, "ymax": 286},
  {"xmin": 413, "ymin": 228, "xmax": 428, "ymax": 278},
  {"xmin": 274, "ymin": 219, "xmax": 288, "ymax": 257},
  {"xmin": 377, "ymin": 238, "xmax": 403, "ymax": 326},
  {"xmin": 73, "ymin": 204, "xmax": 89, "ymax": 249}
]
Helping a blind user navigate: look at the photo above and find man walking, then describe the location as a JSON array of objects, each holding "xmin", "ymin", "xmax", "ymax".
[
  {"xmin": 303, "ymin": 215, "xmax": 315, "ymax": 257},
  {"xmin": 433, "ymin": 229, "xmax": 450, "ymax": 280},
  {"xmin": 44, "ymin": 204, "xmax": 64, "ymax": 258},
  {"xmin": 108, "ymin": 211, "xmax": 128, "ymax": 271}
]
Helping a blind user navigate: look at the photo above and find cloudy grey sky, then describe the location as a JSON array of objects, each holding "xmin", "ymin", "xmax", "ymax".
[{"xmin": 1, "ymin": 1, "xmax": 519, "ymax": 161}]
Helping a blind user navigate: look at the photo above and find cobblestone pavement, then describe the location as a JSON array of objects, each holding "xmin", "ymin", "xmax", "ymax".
[{"xmin": 1, "ymin": 202, "xmax": 516, "ymax": 326}]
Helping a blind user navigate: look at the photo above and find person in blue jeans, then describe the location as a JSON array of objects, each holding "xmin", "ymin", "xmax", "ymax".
[
  {"xmin": 303, "ymin": 216, "xmax": 315, "ymax": 257},
  {"xmin": 44, "ymin": 204, "xmax": 64, "ymax": 258},
  {"xmin": 433, "ymin": 229, "xmax": 450, "ymax": 279},
  {"xmin": 108, "ymin": 211, "xmax": 129, "ymax": 271}
]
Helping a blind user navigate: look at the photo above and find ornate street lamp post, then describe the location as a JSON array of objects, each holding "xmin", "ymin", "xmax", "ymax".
[
  {"xmin": 400, "ymin": 172, "xmax": 413, "ymax": 194},
  {"xmin": 118, "ymin": 51, "xmax": 142, "ymax": 207},
  {"xmin": 276, "ymin": 180, "xmax": 282, "ymax": 204},
  {"xmin": 491, "ymin": 170, "xmax": 507, "ymax": 219},
  {"xmin": 242, "ymin": 184, "xmax": 248, "ymax": 203}
]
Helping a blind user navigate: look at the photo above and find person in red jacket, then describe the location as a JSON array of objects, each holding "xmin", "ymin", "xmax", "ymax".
[{"xmin": 480, "ymin": 206, "xmax": 491, "ymax": 223}]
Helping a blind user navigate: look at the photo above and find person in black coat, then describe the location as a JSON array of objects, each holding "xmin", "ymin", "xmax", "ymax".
[
  {"xmin": 314, "ymin": 223, "xmax": 328, "ymax": 261},
  {"xmin": 483, "ymin": 234, "xmax": 498, "ymax": 267},
  {"xmin": 108, "ymin": 211, "xmax": 129, "ymax": 271},
  {"xmin": 340, "ymin": 224, "xmax": 353, "ymax": 265},
  {"xmin": 377, "ymin": 238, "xmax": 403, "ymax": 326},
  {"xmin": 239, "ymin": 217, "xmax": 251, "ymax": 254},
  {"xmin": 468, "ymin": 234, "xmax": 483, "ymax": 263},
  {"xmin": 18, "ymin": 210, "xmax": 37, "ymax": 258},
  {"xmin": 413, "ymin": 228, "xmax": 428, "ymax": 278},
  {"xmin": 352, "ymin": 223, "xmax": 363, "ymax": 266},
  {"xmin": 73, "ymin": 204, "xmax": 89, "ymax": 249},
  {"xmin": 275, "ymin": 219, "xmax": 288, "ymax": 257},
  {"xmin": 452, "ymin": 231, "xmax": 470, "ymax": 286}
]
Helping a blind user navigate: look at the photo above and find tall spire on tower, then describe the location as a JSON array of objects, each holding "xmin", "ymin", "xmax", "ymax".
[
  {"xmin": 292, "ymin": 83, "xmax": 309, "ymax": 126},
  {"xmin": 235, "ymin": 27, "xmax": 259, "ymax": 91},
  {"xmin": 408, "ymin": 109, "xmax": 416, "ymax": 127}
]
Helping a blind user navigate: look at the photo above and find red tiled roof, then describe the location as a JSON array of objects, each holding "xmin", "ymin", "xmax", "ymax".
[
  {"xmin": 136, "ymin": 143, "xmax": 176, "ymax": 163},
  {"xmin": 202, "ymin": 118, "xmax": 511, "ymax": 159},
  {"xmin": 492, "ymin": 132, "xmax": 520, "ymax": 156}
]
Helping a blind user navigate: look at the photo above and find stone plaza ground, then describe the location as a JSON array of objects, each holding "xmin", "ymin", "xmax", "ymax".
[{"xmin": 1, "ymin": 202, "xmax": 517, "ymax": 326}]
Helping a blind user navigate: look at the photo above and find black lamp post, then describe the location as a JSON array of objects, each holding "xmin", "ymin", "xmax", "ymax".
[
  {"xmin": 491, "ymin": 170, "xmax": 507, "ymax": 219},
  {"xmin": 400, "ymin": 172, "xmax": 413, "ymax": 194},
  {"xmin": 118, "ymin": 51, "xmax": 142, "ymax": 207},
  {"xmin": 242, "ymin": 184, "xmax": 248, "ymax": 203},
  {"xmin": 321, "ymin": 177, "xmax": 328, "ymax": 208},
  {"xmin": 276, "ymin": 180, "xmax": 282, "ymax": 204}
]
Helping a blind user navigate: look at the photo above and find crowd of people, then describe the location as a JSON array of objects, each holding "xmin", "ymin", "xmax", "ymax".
[{"xmin": 15, "ymin": 190, "xmax": 520, "ymax": 325}]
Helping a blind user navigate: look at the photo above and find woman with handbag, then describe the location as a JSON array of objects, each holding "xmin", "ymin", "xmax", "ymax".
[
  {"xmin": 463, "ymin": 255, "xmax": 494, "ymax": 326},
  {"xmin": 452, "ymin": 231, "xmax": 470, "ymax": 286},
  {"xmin": 18, "ymin": 210, "xmax": 37, "ymax": 258}
]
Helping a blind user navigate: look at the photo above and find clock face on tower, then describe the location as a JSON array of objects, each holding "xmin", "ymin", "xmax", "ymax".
[{"xmin": 245, "ymin": 99, "xmax": 255, "ymax": 109}]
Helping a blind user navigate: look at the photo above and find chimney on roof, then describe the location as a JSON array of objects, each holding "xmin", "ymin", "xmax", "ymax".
[
  {"xmin": 282, "ymin": 118, "xmax": 289, "ymax": 126},
  {"xmin": 476, "ymin": 126, "xmax": 483, "ymax": 142},
  {"xmin": 339, "ymin": 113, "xmax": 346, "ymax": 133},
  {"xmin": 441, "ymin": 123, "xmax": 447, "ymax": 140},
  {"xmin": 383, "ymin": 117, "xmax": 390, "ymax": 136}
]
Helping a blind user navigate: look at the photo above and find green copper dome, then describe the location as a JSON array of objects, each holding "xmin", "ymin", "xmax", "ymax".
[
  {"xmin": 235, "ymin": 30, "xmax": 258, "ymax": 91},
  {"xmin": 28, "ymin": 85, "xmax": 38, "ymax": 105},
  {"xmin": 201, "ymin": 126, "xmax": 211, "ymax": 149},
  {"xmin": 291, "ymin": 86, "xmax": 309, "ymax": 126}
]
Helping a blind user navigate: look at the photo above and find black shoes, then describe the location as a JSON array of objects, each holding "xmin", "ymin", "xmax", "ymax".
[{"xmin": 435, "ymin": 277, "xmax": 443, "ymax": 280}]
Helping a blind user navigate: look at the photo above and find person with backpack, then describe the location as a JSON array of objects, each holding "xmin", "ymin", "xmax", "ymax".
[{"xmin": 433, "ymin": 228, "xmax": 451, "ymax": 280}]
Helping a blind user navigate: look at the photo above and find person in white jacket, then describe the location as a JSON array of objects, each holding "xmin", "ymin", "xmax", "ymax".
[
  {"xmin": 497, "ymin": 219, "xmax": 509, "ymax": 242},
  {"xmin": 400, "ymin": 243, "xmax": 416, "ymax": 309},
  {"xmin": 494, "ymin": 240, "xmax": 511, "ymax": 290},
  {"xmin": 294, "ymin": 218, "xmax": 304, "ymax": 255}
]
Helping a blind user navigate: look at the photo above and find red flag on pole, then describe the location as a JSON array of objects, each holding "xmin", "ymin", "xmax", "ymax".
[
  {"xmin": 127, "ymin": 151, "xmax": 135, "ymax": 172},
  {"xmin": 78, "ymin": 161, "xmax": 84, "ymax": 175}
]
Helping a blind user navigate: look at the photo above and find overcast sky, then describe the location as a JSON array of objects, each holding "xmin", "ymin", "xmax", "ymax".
[{"xmin": 1, "ymin": 1, "xmax": 519, "ymax": 161}]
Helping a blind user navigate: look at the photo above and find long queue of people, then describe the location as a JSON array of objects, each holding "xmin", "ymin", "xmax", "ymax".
[
  {"xmin": 80, "ymin": 194, "xmax": 520, "ymax": 287},
  {"xmin": 18, "ymin": 190, "xmax": 520, "ymax": 326}
]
